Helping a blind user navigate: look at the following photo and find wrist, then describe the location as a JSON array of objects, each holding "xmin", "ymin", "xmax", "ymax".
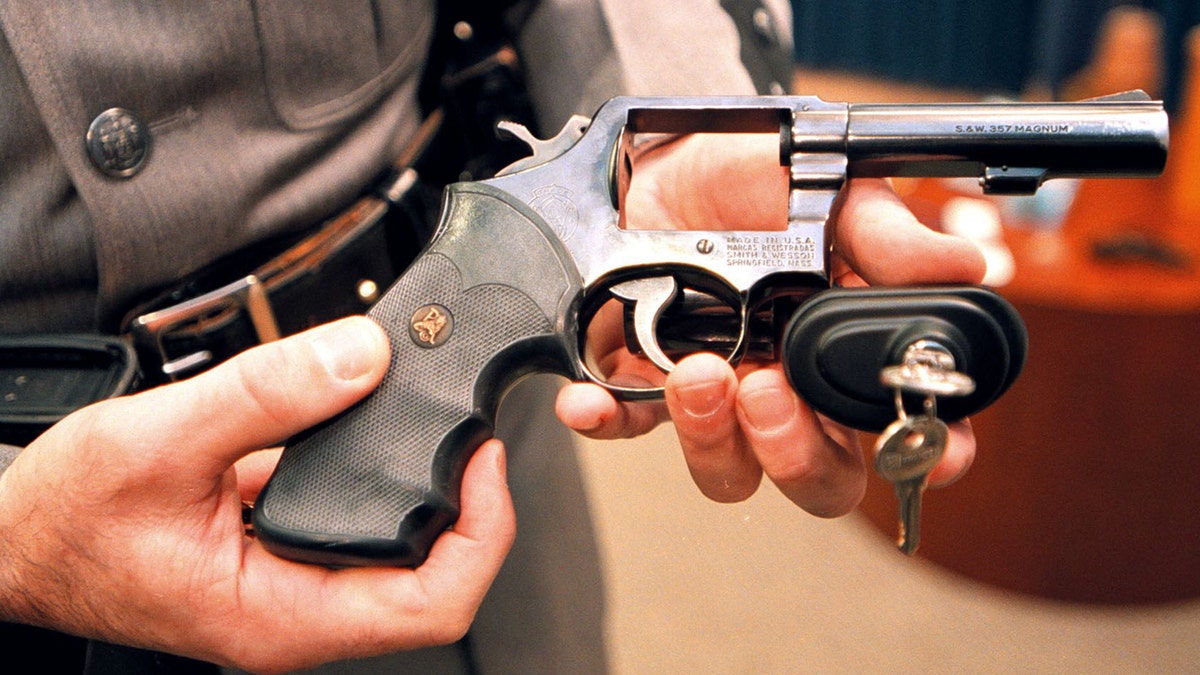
[{"xmin": 0, "ymin": 454, "xmax": 79, "ymax": 634}]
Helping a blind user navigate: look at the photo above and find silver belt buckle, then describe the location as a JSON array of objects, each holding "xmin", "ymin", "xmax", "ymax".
[{"xmin": 130, "ymin": 275, "xmax": 281, "ymax": 380}]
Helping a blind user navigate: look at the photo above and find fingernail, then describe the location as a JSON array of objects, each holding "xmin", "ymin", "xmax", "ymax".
[
  {"xmin": 740, "ymin": 386, "xmax": 797, "ymax": 433},
  {"xmin": 308, "ymin": 319, "xmax": 378, "ymax": 381},
  {"xmin": 675, "ymin": 380, "xmax": 727, "ymax": 418}
]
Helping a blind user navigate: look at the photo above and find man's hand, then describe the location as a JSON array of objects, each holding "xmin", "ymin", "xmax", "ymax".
[
  {"xmin": 556, "ymin": 133, "xmax": 986, "ymax": 516},
  {"xmin": 0, "ymin": 317, "xmax": 516, "ymax": 673}
]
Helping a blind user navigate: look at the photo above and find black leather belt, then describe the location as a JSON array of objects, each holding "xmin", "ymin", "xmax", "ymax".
[
  {"xmin": 123, "ymin": 115, "xmax": 443, "ymax": 386},
  {"xmin": 123, "ymin": 173, "xmax": 418, "ymax": 384},
  {"xmin": 125, "ymin": 182, "xmax": 402, "ymax": 384},
  {"xmin": 1, "ymin": 194, "xmax": 416, "ymax": 446}
]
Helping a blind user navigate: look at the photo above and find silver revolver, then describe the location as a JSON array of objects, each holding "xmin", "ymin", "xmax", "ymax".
[{"xmin": 252, "ymin": 91, "xmax": 1168, "ymax": 567}]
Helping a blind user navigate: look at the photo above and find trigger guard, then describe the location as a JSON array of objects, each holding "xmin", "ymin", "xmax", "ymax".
[
  {"xmin": 595, "ymin": 381, "xmax": 666, "ymax": 402},
  {"xmin": 576, "ymin": 320, "xmax": 750, "ymax": 405},
  {"xmin": 582, "ymin": 340, "xmax": 749, "ymax": 402},
  {"xmin": 577, "ymin": 273, "xmax": 752, "ymax": 403}
]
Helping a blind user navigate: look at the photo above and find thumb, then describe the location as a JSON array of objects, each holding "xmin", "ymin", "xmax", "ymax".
[
  {"xmin": 833, "ymin": 178, "xmax": 987, "ymax": 286},
  {"xmin": 92, "ymin": 316, "xmax": 390, "ymax": 477}
]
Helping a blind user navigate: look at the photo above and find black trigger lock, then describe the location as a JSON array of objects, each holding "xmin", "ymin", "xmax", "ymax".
[{"xmin": 781, "ymin": 285, "xmax": 1028, "ymax": 432}]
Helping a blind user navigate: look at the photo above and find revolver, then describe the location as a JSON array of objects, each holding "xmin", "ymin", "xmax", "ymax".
[{"xmin": 253, "ymin": 91, "xmax": 1168, "ymax": 567}]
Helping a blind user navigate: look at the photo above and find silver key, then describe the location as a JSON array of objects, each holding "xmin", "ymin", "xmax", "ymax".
[
  {"xmin": 873, "ymin": 339, "xmax": 975, "ymax": 554},
  {"xmin": 879, "ymin": 340, "xmax": 976, "ymax": 400},
  {"xmin": 873, "ymin": 411, "xmax": 948, "ymax": 554}
]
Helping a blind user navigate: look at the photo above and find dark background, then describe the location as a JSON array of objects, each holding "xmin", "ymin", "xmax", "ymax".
[{"xmin": 792, "ymin": 0, "xmax": 1200, "ymax": 111}]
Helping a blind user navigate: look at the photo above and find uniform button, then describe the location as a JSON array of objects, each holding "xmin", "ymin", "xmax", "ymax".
[{"xmin": 86, "ymin": 108, "xmax": 150, "ymax": 178}]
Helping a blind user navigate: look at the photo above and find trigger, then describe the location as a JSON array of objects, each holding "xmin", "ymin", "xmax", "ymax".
[{"xmin": 610, "ymin": 276, "xmax": 678, "ymax": 373}]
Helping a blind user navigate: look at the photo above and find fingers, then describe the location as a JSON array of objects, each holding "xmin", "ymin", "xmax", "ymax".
[
  {"xmin": 414, "ymin": 439, "xmax": 516, "ymax": 622},
  {"xmin": 664, "ymin": 353, "xmax": 969, "ymax": 515},
  {"xmin": 664, "ymin": 353, "xmax": 760, "ymax": 502},
  {"xmin": 664, "ymin": 355, "xmax": 867, "ymax": 514},
  {"xmin": 734, "ymin": 366, "xmax": 867, "ymax": 517},
  {"xmin": 233, "ymin": 449, "xmax": 282, "ymax": 504},
  {"xmin": 232, "ymin": 441, "xmax": 515, "ymax": 672},
  {"xmin": 833, "ymin": 178, "xmax": 987, "ymax": 286},
  {"xmin": 928, "ymin": 418, "xmax": 976, "ymax": 487},
  {"xmin": 114, "ymin": 317, "xmax": 390, "ymax": 476},
  {"xmin": 555, "ymin": 382, "xmax": 665, "ymax": 440}
]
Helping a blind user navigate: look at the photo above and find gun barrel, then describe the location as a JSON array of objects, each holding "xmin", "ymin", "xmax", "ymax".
[{"xmin": 839, "ymin": 92, "xmax": 1168, "ymax": 192}]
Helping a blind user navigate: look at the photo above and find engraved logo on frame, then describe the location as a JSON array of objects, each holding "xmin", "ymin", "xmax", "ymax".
[{"xmin": 529, "ymin": 185, "xmax": 578, "ymax": 242}]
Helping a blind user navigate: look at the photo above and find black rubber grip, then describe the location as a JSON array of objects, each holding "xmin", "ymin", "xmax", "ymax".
[{"xmin": 254, "ymin": 183, "xmax": 581, "ymax": 567}]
